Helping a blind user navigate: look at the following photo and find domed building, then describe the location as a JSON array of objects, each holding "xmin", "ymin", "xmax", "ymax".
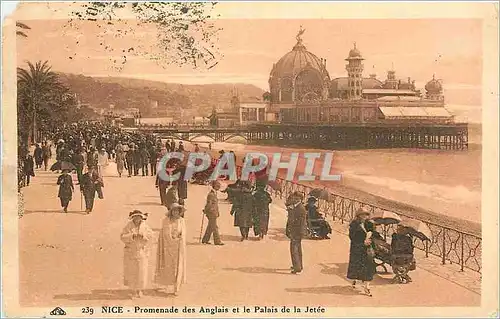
[
  {"xmin": 268, "ymin": 27, "xmax": 330, "ymax": 104},
  {"xmin": 225, "ymin": 27, "xmax": 453, "ymax": 127},
  {"xmin": 425, "ymin": 75, "xmax": 444, "ymax": 101}
]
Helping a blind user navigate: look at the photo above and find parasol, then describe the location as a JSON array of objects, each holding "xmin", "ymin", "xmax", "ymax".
[
  {"xmin": 309, "ymin": 188, "xmax": 330, "ymax": 201},
  {"xmin": 50, "ymin": 161, "xmax": 76, "ymax": 172},
  {"xmin": 400, "ymin": 218, "xmax": 432, "ymax": 241},
  {"xmin": 371, "ymin": 209, "xmax": 402, "ymax": 225}
]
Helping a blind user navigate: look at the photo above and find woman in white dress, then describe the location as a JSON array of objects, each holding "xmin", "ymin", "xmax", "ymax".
[
  {"xmin": 155, "ymin": 203, "xmax": 187, "ymax": 296},
  {"xmin": 120, "ymin": 210, "xmax": 153, "ymax": 298}
]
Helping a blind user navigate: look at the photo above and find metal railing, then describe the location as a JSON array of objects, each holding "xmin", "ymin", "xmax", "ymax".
[{"xmin": 229, "ymin": 164, "xmax": 482, "ymax": 274}]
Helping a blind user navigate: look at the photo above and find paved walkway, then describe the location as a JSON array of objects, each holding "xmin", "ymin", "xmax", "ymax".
[{"xmin": 19, "ymin": 161, "xmax": 480, "ymax": 307}]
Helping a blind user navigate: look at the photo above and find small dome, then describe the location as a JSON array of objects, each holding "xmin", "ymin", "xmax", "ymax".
[
  {"xmin": 425, "ymin": 75, "xmax": 442, "ymax": 93},
  {"xmin": 349, "ymin": 48, "xmax": 361, "ymax": 58},
  {"xmin": 346, "ymin": 42, "xmax": 363, "ymax": 59}
]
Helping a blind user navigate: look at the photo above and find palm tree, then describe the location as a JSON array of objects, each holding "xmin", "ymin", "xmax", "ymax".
[
  {"xmin": 17, "ymin": 61, "xmax": 59, "ymax": 144},
  {"xmin": 16, "ymin": 22, "xmax": 31, "ymax": 38}
]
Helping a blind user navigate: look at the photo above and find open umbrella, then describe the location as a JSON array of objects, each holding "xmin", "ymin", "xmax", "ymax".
[
  {"xmin": 309, "ymin": 188, "xmax": 330, "ymax": 201},
  {"xmin": 371, "ymin": 209, "xmax": 402, "ymax": 225},
  {"xmin": 51, "ymin": 161, "xmax": 76, "ymax": 172},
  {"xmin": 61, "ymin": 161, "xmax": 77, "ymax": 171},
  {"xmin": 400, "ymin": 218, "xmax": 432, "ymax": 241}
]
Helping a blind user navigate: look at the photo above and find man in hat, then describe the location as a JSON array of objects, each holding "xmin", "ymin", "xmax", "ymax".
[
  {"xmin": 34, "ymin": 143, "xmax": 43, "ymax": 169},
  {"xmin": 87, "ymin": 147, "xmax": 98, "ymax": 170},
  {"xmin": 133, "ymin": 145, "xmax": 142, "ymax": 176},
  {"xmin": 140, "ymin": 146, "xmax": 150, "ymax": 177},
  {"xmin": 23, "ymin": 153, "xmax": 35, "ymax": 186},
  {"xmin": 125, "ymin": 145, "xmax": 135, "ymax": 178},
  {"xmin": 97, "ymin": 148, "xmax": 109, "ymax": 179},
  {"xmin": 285, "ymin": 191, "xmax": 307, "ymax": 274},
  {"xmin": 72, "ymin": 148, "xmax": 85, "ymax": 185},
  {"xmin": 80, "ymin": 166, "xmax": 100, "ymax": 213},
  {"xmin": 201, "ymin": 180, "xmax": 224, "ymax": 245},
  {"xmin": 41, "ymin": 141, "xmax": 52, "ymax": 171}
]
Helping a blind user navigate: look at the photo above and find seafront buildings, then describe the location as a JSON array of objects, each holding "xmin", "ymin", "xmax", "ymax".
[{"xmin": 226, "ymin": 27, "xmax": 452, "ymax": 127}]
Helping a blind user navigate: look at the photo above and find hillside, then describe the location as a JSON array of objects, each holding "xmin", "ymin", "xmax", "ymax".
[{"xmin": 57, "ymin": 73, "xmax": 265, "ymax": 118}]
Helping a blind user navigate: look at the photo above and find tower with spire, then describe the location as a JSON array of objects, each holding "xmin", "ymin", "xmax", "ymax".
[{"xmin": 345, "ymin": 42, "xmax": 364, "ymax": 100}]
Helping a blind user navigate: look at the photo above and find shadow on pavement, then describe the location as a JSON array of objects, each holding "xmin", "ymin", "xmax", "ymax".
[
  {"xmin": 220, "ymin": 234, "xmax": 244, "ymax": 242},
  {"xmin": 223, "ymin": 267, "xmax": 292, "ymax": 275},
  {"xmin": 134, "ymin": 202, "xmax": 163, "ymax": 206},
  {"xmin": 24, "ymin": 210, "xmax": 87, "ymax": 215},
  {"xmin": 54, "ymin": 289, "xmax": 174, "ymax": 301},
  {"xmin": 267, "ymin": 228, "xmax": 288, "ymax": 241},
  {"xmin": 285, "ymin": 285, "xmax": 362, "ymax": 296},
  {"xmin": 318, "ymin": 263, "xmax": 394, "ymax": 286},
  {"xmin": 54, "ymin": 289, "xmax": 133, "ymax": 301}
]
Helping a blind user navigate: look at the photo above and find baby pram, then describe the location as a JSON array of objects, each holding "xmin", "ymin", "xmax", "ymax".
[
  {"xmin": 305, "ymin": 197, "xmax": 332, "ymax": 240},
  {"xmin": 191, "ymin": 160, "xmax": 216, "ymax": 185},
  {"xmin": 390, "ymin": 233, "xmax": 416, "ymax": 283}
]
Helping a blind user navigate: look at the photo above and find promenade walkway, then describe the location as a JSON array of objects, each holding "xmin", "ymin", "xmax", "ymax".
[{"xmin": 19, "ymin": 161, "xmax": 480, "ymax": 308}]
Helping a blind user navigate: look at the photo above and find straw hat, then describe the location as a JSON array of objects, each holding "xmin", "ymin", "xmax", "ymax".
[
  {"xmin": 169, "ymin": 203, "xmax": 186, "ymax": 213},
  {"xmin": 129, "ymin": 210, "xmax": 148, "ymax": 220}
]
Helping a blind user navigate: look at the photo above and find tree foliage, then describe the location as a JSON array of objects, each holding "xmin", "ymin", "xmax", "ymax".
[
  {"xmin": 65, "ymin": 1, "xmax": 222, "ymax": 71},
  {"xmin": 17, "ymin": 61, "xmax": 88, "ymax": 147}
]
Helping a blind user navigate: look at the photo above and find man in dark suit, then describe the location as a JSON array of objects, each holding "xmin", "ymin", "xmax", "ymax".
[
  {"xmin": 201, "ymin": 180, "xmax": 224, "ymax": 245},
  {"xmin": 286, "ymin": 192, "xmax": 307, "ymax": 274}
]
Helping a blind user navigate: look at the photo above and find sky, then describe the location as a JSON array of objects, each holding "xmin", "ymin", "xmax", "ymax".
[{"xmin": 9, "ymin": 2, "xmax": 488, "ymax": 122}]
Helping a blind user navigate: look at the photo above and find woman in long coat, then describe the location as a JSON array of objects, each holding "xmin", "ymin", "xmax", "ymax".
[
  {"xmin": 120, "ymin": 210, "xmax": 153, "ymax": 298},
  {"xmin": 155, "ymin": 203, "xmax": 187, "ymax": 296},
  {"xmin": 115, "ymin": 148, "xmax": 125, "ymax": 177},
  {"xmin": 347, "ymin": 207, "xmax": 376, "ymax": 296},
  {"xmin": 57, "ymin": 169, "xmax": 73, "ymax": 213},
  {"xmin": 232, "ymin": 183, "xmax": 254, "ymax": 241},
  {"xmin": 253, "ymin": 183, "xmax": 272, "ymax": 240}
]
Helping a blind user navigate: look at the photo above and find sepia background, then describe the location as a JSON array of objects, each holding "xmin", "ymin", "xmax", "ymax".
[{"xmin": 2, "ymin": 1, "xmax": 498, "ymax": 317}]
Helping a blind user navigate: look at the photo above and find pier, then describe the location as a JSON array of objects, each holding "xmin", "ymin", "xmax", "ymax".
[{"xmin": 136, "ymin": 122, "xmax": 469, "ymax": 150}]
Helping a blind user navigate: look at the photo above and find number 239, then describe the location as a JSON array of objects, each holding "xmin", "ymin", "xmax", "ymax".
[{"xmin": 82, "ymin": 307, "xmax": 94, "ymax": 315}]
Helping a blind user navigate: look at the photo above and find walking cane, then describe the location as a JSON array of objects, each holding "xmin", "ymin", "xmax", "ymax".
[{"xmin": 199, "ymin": 210, "xmax": 206, "ymax": 243}]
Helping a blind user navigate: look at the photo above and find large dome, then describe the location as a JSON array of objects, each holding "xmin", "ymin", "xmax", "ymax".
[
  {"xmin": 268, "ymin": 30, "xmax": 330, "ymax": 104},
  {"xmin": 269, "ymin": 42, "xmax": 329, "ymax": 80}
]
